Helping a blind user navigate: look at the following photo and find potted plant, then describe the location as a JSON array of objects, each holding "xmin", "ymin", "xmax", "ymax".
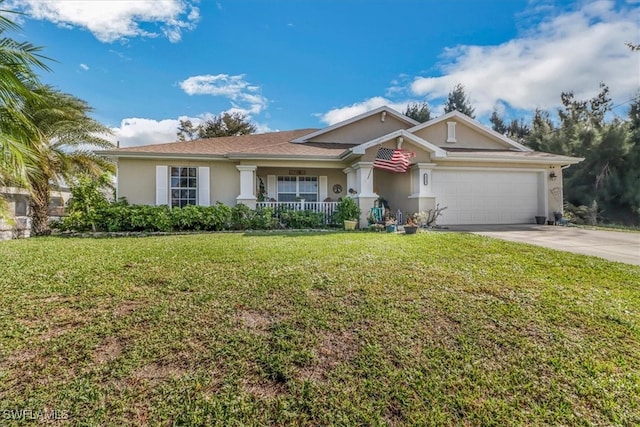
[
  {"xmin": 404, "ymin": 215, "xmax": 418, "ymax": 234},
  {"xmin": 385, "ymin": 215, "xmax": 397, "ymax": 233},
  {"xmin": 333, "ymin": 197, "xmax": 361, "ymax": 230}
]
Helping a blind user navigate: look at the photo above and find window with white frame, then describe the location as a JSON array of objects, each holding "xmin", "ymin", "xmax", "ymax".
[
  {"xmin": 277, "ymin": 176, "xmax": 318, "ymax": 202},
  {"xmin": 170, "ymin": 167, "xmax": 197, "ymax": 207}
]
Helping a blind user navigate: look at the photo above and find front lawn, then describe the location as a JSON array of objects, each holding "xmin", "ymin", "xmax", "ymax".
[{"xmin": 0, "ymin": 232, "xmax": 638, "ymax": 426}]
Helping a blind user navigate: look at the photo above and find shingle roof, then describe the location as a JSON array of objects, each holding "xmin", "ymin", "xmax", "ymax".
[{"xmin": 105, "ymin": 129, "xmax": 356, "ymax": 158}]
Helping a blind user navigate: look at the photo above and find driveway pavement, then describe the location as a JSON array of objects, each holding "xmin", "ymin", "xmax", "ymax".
[{"xmin": 446, "ymin": 224, "xmax": 640, "ymax": 266}]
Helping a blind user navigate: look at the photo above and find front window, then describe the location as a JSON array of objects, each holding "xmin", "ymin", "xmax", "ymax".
[
  {"xmin": 277, "ymin": 176, "xmax": 318, "ymax": 202},
  {"xmin": 170, "ymin": 167, "xmax": 197, "ymax": 207}
]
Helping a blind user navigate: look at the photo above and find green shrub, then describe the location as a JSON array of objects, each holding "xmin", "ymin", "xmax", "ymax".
[
  {"xmin": 55, "ymin": 201, "xmax": 329, "ymax": 233},
  {"xmin": 332, "ymin": 197, "xmax": 361, "ymax": 225},
  {"xmin": 230, "ymin": 203, "xmax": 254, "ymax": 230},
  {"xmin": 279, "ymin": 209, "xmax": 324, "ymax": 229},
  {"xmin": 252, "ymin": 207, "xmax": 279, "ymax": 230}
]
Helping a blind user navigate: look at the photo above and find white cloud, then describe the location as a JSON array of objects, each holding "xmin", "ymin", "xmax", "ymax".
[
  {"xmin": 109, "ymin": 117, "xmax": 186, "ymax": 148},
  {"xmin": 79, "ymin": 63, "xmax": 89, "ymax": 71},
  {"xmin": 318, "ymin": 1, "xmax": 639, "ymax": 123},
  {"xmin": 317, "ymin": 97, "xmax": 410, "ymax": 125},
  {"xmin": 109, "ymin": 112, "xmax": 273, "ymax": 148},
  {"xmin": 9, "ymin": 0, "xmax": 199, "ymax": 43},
  {"xmin": 180, "ymin": 74, "xmax": 269, "ymax": 115},
  {"xmin": 409, "ymin": 0, "xmax": 639, "ymax": 116}
]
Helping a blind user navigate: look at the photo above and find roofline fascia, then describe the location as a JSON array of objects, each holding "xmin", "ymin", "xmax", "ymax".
[
  {"xmin": 438, "ymin": 154, "xmax": 584, "ymax": 165},
  {"xmin": 351, "ymin": 129, "xmax": 448, "ymax": 158},
  {"xmin": 226, "ymin": 153, "xmax": 343, "ymax": 161},
  {"xmin": 97, "ymin": 152, "xmax": 228, "ymax": 161}
]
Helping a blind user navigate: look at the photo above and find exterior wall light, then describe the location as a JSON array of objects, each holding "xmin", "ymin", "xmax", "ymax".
[{"xmin": 549, "ymin": 171, "xmax": 557, "ymax": 180}]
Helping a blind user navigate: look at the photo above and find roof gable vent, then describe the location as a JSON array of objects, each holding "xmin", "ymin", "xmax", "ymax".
[{"xmin": 446, "ymin": 122, "xmax": 457, "ymax": 143}]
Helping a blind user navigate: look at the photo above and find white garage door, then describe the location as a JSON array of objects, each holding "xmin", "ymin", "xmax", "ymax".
[{"xmin": 431, "ymin": 170, "xmax": 542, "ymax": 225}]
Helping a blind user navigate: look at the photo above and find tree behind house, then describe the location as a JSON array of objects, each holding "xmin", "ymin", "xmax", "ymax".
[
  {"xmin": 177, "ymin": 112, "xmax": 256, "ymax": 141},
  {"xmin": 404, "ymin": 102, "xmax": 431, "ymax": 123},
  {"xmin": 444, "ymin": 83, "xmax": 475, "ymax": 118}
]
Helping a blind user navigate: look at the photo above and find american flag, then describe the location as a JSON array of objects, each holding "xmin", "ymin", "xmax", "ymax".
[{"xmin": 373, "ymin": 147, "xmax": 414, "ymax": 173}]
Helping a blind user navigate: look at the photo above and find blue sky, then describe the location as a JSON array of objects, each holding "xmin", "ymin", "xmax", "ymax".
[{"xmin": 7, "ymin": 0, "xmax": 640, "ymax": 147}]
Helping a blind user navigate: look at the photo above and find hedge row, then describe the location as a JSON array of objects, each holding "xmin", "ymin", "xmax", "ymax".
[{"xmin": 53, "ymin": 202, "xmax": 328, "ymax": 232}]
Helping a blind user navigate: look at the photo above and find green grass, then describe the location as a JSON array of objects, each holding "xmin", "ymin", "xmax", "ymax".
[{"xmin": 0, "ymin": 232, "xmax": 638, "ymax": 426}]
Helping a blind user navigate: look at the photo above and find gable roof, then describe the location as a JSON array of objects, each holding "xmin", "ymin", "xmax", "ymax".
[
  {"xmin": 408, "ymin": 111, "xmax": 533, "ymax": 152},
  {"xmin": 290, "ymin": 106, "xmax": 419, "ymax": 143},
  {"xmin": 349, "ymin": 129, "xmax": 447, "ymax": 158},
  {"xmin": 100, "ymin": 129, "xmax": 355, "ymax": 159},
  {"xmin": 99, "ymin": 107, "xmax": 583, "ymax": 165}
]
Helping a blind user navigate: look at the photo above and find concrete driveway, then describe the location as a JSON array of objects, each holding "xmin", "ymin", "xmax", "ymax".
[{"xmin": 446, "ymin": 224, "xmax": 640, "ymax": 266}]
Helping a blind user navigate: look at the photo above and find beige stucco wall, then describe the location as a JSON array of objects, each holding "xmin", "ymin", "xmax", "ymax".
[
  {"xmin": 373, "ymin": 169, "xmax": 410, "ymax": 213},
  {"xmin": 116, "ymin": 154, "xmax": 566, "ymax": 223},
  {"xmin": 309, "ymin": 114, "xmax": 411, "ymax": 144},
  {"xmin": 117, "ymin": 158, "xmax": 240, "ymax": 206},
  {"xmin": 413, "ymin": 119, "xmax": 507, "ymax": 150}
]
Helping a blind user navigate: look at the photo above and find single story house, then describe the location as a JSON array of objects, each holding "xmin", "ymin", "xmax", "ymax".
[{"xmin": 100, "ymin": 107, "xmax": 583, "ymax": 227}]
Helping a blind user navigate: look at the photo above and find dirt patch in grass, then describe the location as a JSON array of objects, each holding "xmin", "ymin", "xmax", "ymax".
[
  {"xmin": 94, "ymin": 337, "xmax": 124, "ymax": 364},
  {"xmin": 0, "ymin": 348, "xmax": 38, "ymax": 372},
  {"xmin": 40, "ymin": 323, "xmax": 80, "ymax": 341},
  {"xmin": 236, "ymin": 309, "xmax": 274, "ymax": 334},
  {"xmin": 134, "ymin": 362, "xmax": 186, "ymax": 381},
  {"xmin": 242, "ymin": 377, "xmax": 287, "ymax": 399},
  {"xmin": 422, "ymin": 311, "xmax": 463, "ymax": 348},
  {"xmin": 299, "ymin": 329, "xmax": 360, "ymax": 382},
  {"xmin": 112, "ymin": 301, "xmax": 143, "ymax": 318}
]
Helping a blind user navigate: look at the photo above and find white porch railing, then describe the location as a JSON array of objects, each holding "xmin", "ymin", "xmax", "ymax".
[{"xmin": 256, "ymin": 201, "xmax": 338, "ymax": 225}]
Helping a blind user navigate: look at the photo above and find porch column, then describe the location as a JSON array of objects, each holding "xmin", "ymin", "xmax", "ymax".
[
  {"xmin": 409, "ymin": 163, "xmax": 436, "ymax": 212},
  {"xmin": 342, "ymin": 167, "xmax": 356, "ymax": 194},
  {"xmin": 352, "ymin": 162, "xmax": 378, "ymax": 228},
  {"xmin": 236, "ymin": 165, "xmax": 257, "ymax": 209}
]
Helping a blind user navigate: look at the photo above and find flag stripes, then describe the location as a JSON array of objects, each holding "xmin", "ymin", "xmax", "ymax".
[{"xmin": 373, "ymin": 147, "xmax": 414, "ymax": 173}]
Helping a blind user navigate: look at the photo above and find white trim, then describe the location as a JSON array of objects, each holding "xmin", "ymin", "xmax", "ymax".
[
  {"xmin": 290, "ymin": 106, "xmax": 419, "ymax": 143},
  {"xmin": 434, "ymin": 165, "xmax": 547, "ymax": 173},
  {"xmin": 155, "ymin": 165, "xmax": 168, "ymax": 206},
  {"xmin": 198, "ymin": 166, "xmax": 210, "ymax": 206},
  {"xmin": 438, "ymin": 154, "xmax": 583, "ymax": 165},
  {"xmin": 408, "ymin": 111, "xmax": 533, "ymax": 152},
  {"xmin": 351, "ymin": 129, "xmax": 447, "ymax": 158},
  {"xmin": 319, "ymin": 176, "xmax": 328, "ymax": 201},
  {"xmin": 267, "ymin": 175, "xmax": 277, "ymax": 200}
]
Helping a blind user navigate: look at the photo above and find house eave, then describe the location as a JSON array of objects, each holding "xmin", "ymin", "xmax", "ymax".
[
  {"xmin": 97, "ymin": 152, "xmax": 228, "ymax": 161},
  {"xmin": 439, "ymin": 153, "xmax": 584, "ymax": 165},
  {"xmin": 226, "ymin": 153, "xmax": 342, "ymax": 161}
]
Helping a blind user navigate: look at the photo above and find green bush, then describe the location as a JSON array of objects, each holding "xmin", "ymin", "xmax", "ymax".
[
  {"xmin": 230, "ymin": 203, "xmax": 254, "ymax": 230},
  {"xmin": 332, "ymin": 197, "xmax": 361, "ymax": 225},
  {"xmin": 279, "ymin": 209, "xmax": 324, "ymax": 229},
  {"xmin": 55, "ymin": 201, "xmax": 329, "ymax": 233},
  {"xmin": 252, "ymin": 207, "xmax": 279, "ymax": 230}
]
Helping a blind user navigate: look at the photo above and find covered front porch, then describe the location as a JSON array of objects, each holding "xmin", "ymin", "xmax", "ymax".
[{"xmin": 235, "ymin": 160, "xmax": 436, "ymax": 228}]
